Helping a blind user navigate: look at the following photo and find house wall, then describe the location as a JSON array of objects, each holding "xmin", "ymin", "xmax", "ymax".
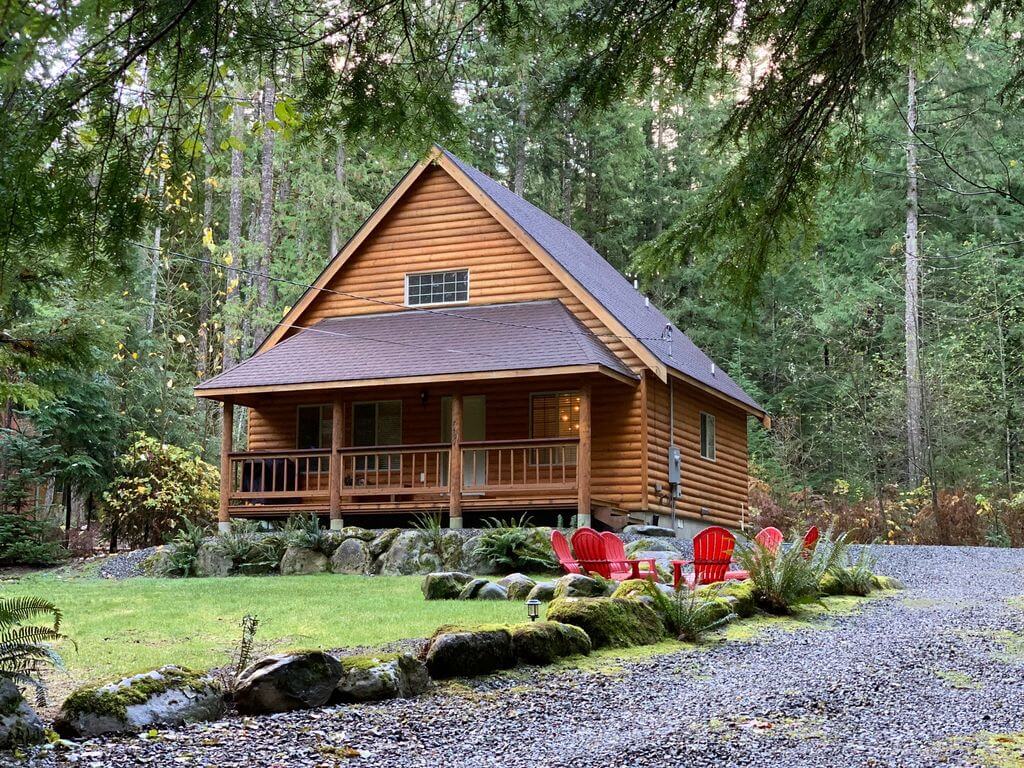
[
  {"xmin": 645, "ymin": 375, "xmax": 750, "ymax": 529},
  {"xmin": 246, "ymin": 374, "xmax": 642, "ymax": 509}
]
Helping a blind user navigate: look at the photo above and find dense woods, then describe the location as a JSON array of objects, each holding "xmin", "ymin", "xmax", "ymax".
[{"xmin": 2, "ymin": 0, "xmax": 1024, "ymax": 546}]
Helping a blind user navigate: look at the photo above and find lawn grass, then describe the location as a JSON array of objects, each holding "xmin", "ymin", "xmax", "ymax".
[{"xmin": 5, "ymin": 572, "xmax": 526, "ymax": 687}]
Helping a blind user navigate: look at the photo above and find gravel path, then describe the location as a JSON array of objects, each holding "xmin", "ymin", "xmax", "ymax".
[{"xmin": 31, "ymin": 545, "xmax": 1024, "ymax": 768}]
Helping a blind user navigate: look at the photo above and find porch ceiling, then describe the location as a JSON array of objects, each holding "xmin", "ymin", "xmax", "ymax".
[{"xmin": 196, "ymin": 300, "xmax": 638, "ymax": 399}]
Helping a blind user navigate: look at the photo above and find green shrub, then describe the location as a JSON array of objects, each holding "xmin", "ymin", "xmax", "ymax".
[
  {"xmin": 165, "ymin": 519, "xmax": 208, "ymax": 577},
  {"xmin": 412, "ymin": 511, "xmax": 460, "ymax": 569},
  {"xmin": 474, "ymin": 515, "xmax": 556, "ymax": 572},
  {"xmin": 0, "ymin": 596, "xmax": 67, "ymax": 705},
  {"xmin": 830, "ymin": 545, "xmax": 878, "ymax": 596},
  {"xmin": 637, "ymin": 581, "xmax": 736, "ymax": 642},
  {"xmin": 0, "ymin": 513, "xmax": 67, "ymax": 566},
  {"xmin": 101, "ymin": 434, "xmax": 218, "ymax": 548},
  {"xmin": 284, "ymin": 512, "xmax": 335, "ymax": 554}
]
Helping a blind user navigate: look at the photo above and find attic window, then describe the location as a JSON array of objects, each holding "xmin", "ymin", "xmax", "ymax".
[{"xmin": 405, "ymin": 269, "xmax": 469, "ymax": 306}]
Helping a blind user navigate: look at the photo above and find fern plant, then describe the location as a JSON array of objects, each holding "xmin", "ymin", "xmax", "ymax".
[
  {"xmin": 0, "ymin": 597, "xmax": 67, "ymax": 705},
  {"xmin": 734, "ymin": 533, "xmax": 842, "ymax": 614},
  {"xmin": 474, "ymin": 515, "xmax": 556, "ymax": 571},
  {"xmin": 412, "ymin": 511, "xmax": 458, "ymax": 568},
  {"xmin": 644, "ymin": 582, "xmax": 736, "ymax": 642},
  {"xmin": 214, "ymin": 519, "xmax": 279, "ymax": 574},
  {"xmin": 832, "ymin": 543, "xmax": 879, "ymax": 596},
  {"xmin": 284, "ymin": 512, "xmax": 333, "ymax": 554},
  {"xmin": 166, "ymin": 519, "xmax": 208, "ymax": 577}
]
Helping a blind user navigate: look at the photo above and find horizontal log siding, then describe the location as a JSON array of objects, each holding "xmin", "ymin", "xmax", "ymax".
[
  {"xmin": 287, "ymin": 166, "xmax": 641, "ymax": 370},
  {"xmin": 247, "ymin": 375, "xmax": 642, "ymax": 509},
  {"xmin": 645, "ymin": 376, "xmax": 749, "ymax": 528}
]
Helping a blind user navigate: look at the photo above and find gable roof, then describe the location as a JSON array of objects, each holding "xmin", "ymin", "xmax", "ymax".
[
  {"xmin": 196, "ymin": 301, "xmax": 636, "ymax": 394},
  {"xmin": 245, "ymin": 145, "xmax": 764, "ymax": 417}
]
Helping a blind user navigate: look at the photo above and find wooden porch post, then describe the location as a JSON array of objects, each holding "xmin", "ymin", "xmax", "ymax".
[
  {"xmin": 218, "ymin": 400, "xmax": 234, "ymax": 533},
  {"xmin": 329, "ymin": 398, "xmax": 344, "ymax": 530},
  {"xmin": 449, "ymin": 392, "xmax": 463, "ymax": 529},
  {"xmin": 577, "ymin": 382, "xmax": 592, "ymax": 527}
]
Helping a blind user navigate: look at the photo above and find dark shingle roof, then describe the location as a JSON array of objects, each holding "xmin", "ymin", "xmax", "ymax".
[
  {"xmin": 441, "ymin": 148, "xmax": 763, "ymax": 413},
  {"xmin": 196, "ymin": 301, "xmax": 635, "ymax": 391}
]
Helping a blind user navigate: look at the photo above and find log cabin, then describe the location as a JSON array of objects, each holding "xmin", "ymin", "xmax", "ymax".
[{"xmin": 195, "ymin": 146, "xmax": 768, "ymax": 534}]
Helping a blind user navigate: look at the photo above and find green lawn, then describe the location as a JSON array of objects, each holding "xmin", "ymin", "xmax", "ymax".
[{"xmin": 5, "ymin": 572, "xmax": 526, "ymax": 689}]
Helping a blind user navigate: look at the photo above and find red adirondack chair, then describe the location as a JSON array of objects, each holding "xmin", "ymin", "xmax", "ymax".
[
  {"xmin": 802, "ymin": 525, "xmax": 820, "ymax": 555},
  {"xmin": 754, "ymin": 526, "xmax": 784, "ymax": 553},
  {"xmin": 570, "ymin": 527, "xmax": 615, "ymax": 579},
  {"xmin": 600, "ymin": 531, "xmax": 660, "ymax": 582},
  {"xmin": 671, "ymin": 526, "xmax": 750, "ymax": 589},
  {"xmin": 551, "ymin": 530, "xmax": 584, "ymax": 575}
]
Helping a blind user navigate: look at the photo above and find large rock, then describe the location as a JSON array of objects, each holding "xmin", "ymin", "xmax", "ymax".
[
  {"xmin": 280, "ymin": 546, "xmax": 330, "ymax": 576},
  {"xmin": 547, "ymin": 597, "xmax": 666, "ymax": 648},
  {"xmin": 511, "ymin": 622, "xmax": 592, "ymax": 665},
  {"xmin": 53, "ymin": 666, "xmax": 224, "ymax": 739},
  {"xmin": 424, "ymin": 627, "xmax": 515, "ymax": 679},
  {"xmin": 234, "ymin": 651, "xmax": 343, "ymax": 715},
  {"xmin": 460, "ymin": 535, "xmax": 502, "ymax": 576},
  {"xmin": 553, "ymin": 574, "xmax": 607, "ymax": 599},
  {"xmin": 622, "ymin": 525, "xmax": 677, "ymax": 538},
  {"xmin": 458, "ymin": 578, "xmax": 508, "ymax": 600},
  {"xmin": 195, "ymin": 542, "xmax": 232, "ymax": 577},
  {"xmin": 498, "ymin": 573, "xmax": 536, "ymax": 601},
  {"xmin": 626, "ymin": 538, "xmax": 678, "ymax": 555},
  {"xmin": 526, "ymin": 581, "xmax": 557, "ymax": 602},
  {"xmin": 379, "ymin": 531, "xmax": 431, "ymax": 575},
  {"xmin": 336, "ymin": 526, "xmax": 376, "ymax": 542},
  {"xmin": 0, "ymin": 679, "xmax": 44, "ymax": 747},
  {"xmin": 368, "ymin": 528, "xmax": 402, "ymax": 558},
  {"xmin": 330, "ymin": 538, "xmax": 370, "ymax": 574},
  {"xmin": 422, "ymin": 571, "xmax": 474, "ymax": 600},
  {"xmin": 333, "ymin": 653, "xmax": 431, "ymax": 702}
]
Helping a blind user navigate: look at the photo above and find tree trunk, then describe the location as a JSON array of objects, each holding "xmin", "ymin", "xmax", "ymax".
[
  {"xmin": 329, "ymin": 141, "xmax": 347, "ymax": 257},
  {"xmin": 145, "ymin": 168, "xmax": 164, "ymax": 334},
  {"xmin": 512, "ymin": 66, "xmax": 527, "ymax": 196},
  {"xmin": 904, "ymin": 66, "xmax": 926, "ymax": 489},
  {"xmin": 255, "ymin": 76, "xmax": 276, "ymax": 342},
  {"xmin": 222, "ymin": 94, "xmax": 245, "ymax": 372}
]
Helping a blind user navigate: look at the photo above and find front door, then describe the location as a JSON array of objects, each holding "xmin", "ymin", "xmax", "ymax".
[{"xmin": 442, "ymin": 396, "xmax": 486, "ymax": 487}]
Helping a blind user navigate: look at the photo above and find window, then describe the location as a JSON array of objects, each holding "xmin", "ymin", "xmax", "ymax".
[
  {"xmin": 296, "ymin": 405, "xmax": 332, "ymax": 449},
  {"xmin": 700, "ymin": 412, "xmax": 716, "ymax": 461},
  {"xmin": 405, "ymin": 269, "xmax": 469, "ymax": 306},
  {"xmin": 352, "ymin": 400, "xmax": 402, "ymax": 469},
  {"xmin": 530, "ymin": 392, "xmax": 580, "ymax": 465}
]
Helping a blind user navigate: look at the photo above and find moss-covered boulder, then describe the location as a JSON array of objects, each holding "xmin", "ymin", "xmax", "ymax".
[
  {"xmin": 706, "ymin": 580, "xmax": 758, "ymax": 618},
  {"xmin": 546, "ymin": 597, "xmax": 666, "ymax": 648},
  {"xmin": 53, "ymin": 666, "xmax": 224, "ymax": 739},
  {"xmin": 457, "ymin": 578, "xmax": 508, "ymax": 600},
  {"xmin": 195, "ymin": 542, "xmax": 231, "ymax": 577},
  {"xmin": 368, "ymin": 527, "xmax": 402, "ymax": 558},
  {"xmin": 871, "ymin": 573, "xmax": 905, "ymax": 591},
  {"xmin": 818, "ymin": 572, "xmax": 844, "ymax": 596},
  {"xmin": 333, "ymin": 653, "xmax": 431, "ymax": 702},
  {"xmin": 280, "ymin": 546, "xmax": 330, "ymax": 575},
  {"xmin": 422, "ymin": 571, "xmax": 475, "ymax": 600},
  {"xmin": 498, "ymin": 573, "xmax": 536, "ymax": 601},
  {"xmin": 526, "ymin": 581, "xmax": 557, "ymax": 602},
  {"xmin": 424, "ymin": 626, "xmax": 515, "ymax": 679},
  {"xmin": 552, "ymin": 574, "xmax": 607, "ymax": 599},
  {"xmin": 0, "ymin": 678, "xmax": 44, "ymax": 747},
  {"xmin": 234, "ymin": 651, "xmax": 343, "ymax": 715},
  {"xmin": 511, "ymin": 621, "xmax": 592, "ymax": 664},
  {"xmin": 330, "ymin": 537, "xmax": 370, "ymax": 574}
]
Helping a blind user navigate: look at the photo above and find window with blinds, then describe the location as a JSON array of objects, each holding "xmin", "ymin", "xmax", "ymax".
[
  {"xmin": 529, "ymin": 392, "xmax": 580, "ymax": 465},
  {"xmin": 700, "ymin": 411, "xmax": 716, "ymax": 461},
  {"xmin": 352, "ymin": 400, "xmax": 402, "ymax": 470}
]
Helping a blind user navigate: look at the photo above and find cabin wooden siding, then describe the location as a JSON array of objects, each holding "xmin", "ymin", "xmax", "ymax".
[
  {"xmin": 644, "ymin": 376, "xmax": 749, "ymax": 527},
  {"xmin": 247, "ymin": 375, "xmax": 644, "ymax": 509}
]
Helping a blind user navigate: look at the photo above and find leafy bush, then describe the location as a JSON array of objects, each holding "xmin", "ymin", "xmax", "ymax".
[
  {"xmin": 284, "ymin": 512, "xmax": 335, "ymax": 554},
  {"xmin": 0, "ymin": 596, "xmax": 67, "ymax": 704},
  {"xmin": 165, "ymin": 519, "xmax": 209, "ymax": 577},
  {"xmin": 213, "ymin": 519, "xmax": 280, "ymax": 574},
  {"xmin": 643, "ymin": 581, "xmax": 736, "ymax": 642},
  {"xmin": 102, "ymin": 434, "xmax": 218, "ymax": 548},
  {"xmin": 474, "ymin": 515, "xmax": 556, "ymax": 572},
  {"xmin": 734, "ymin": 532, "xmax": 844, "ymax": 614},
  {"xmin": 0, "ymin": 513, "xmax": 67, "ymax": 566}
]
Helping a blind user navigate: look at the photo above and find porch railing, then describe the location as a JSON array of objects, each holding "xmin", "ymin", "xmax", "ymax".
[
  {"xmin": 339, "ymin": 444, "xmax": 450, "ymax": 497},
  {"xmin": 461, "ymin": 438, "xmax": 579, "ymax": 493},
  {"xmin": 228, "ymin": 449, "xmax": 331, "ymax": 502}
]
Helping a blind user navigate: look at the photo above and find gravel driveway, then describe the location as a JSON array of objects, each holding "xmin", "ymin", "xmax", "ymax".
[{"xmin": 32, "ymin": 545, "xmax": 1024, "ymax": 768}]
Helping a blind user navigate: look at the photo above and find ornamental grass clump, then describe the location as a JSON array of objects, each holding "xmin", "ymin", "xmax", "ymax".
[
  {"xmin": 734, "ymin": 530, "xmax": 845, "ymax": 614},
  {"xmin": 474, "ymin": 514, "xmax": 556, "ymax": 572},
  {"xmin": 284, "ymin": 512, "xmax": 335, "ymax": 555}
]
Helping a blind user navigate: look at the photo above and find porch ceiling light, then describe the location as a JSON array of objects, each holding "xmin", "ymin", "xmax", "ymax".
[{"xmin": 420, "ymin": 389, "xmax": 429, "ymax": 405}]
